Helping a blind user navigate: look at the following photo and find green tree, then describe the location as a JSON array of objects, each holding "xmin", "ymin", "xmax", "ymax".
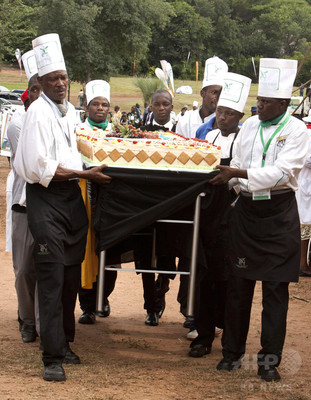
[
  {"xmin": 37, "ymin": 0, "xmax": 102, "ymax": 82},
  {"xmin": 240, "ymin": 0, "xmax": 311, "ymax": 58},
  {"xmin": 149, "ymin": 0, "xmax": 212, "ymax": 77},
  {"xmin": 0, "ymin": 0, "xmax": 39, "ymax": 65},
  {"xmin": 37, "ymin": 0, "xmax": 173, "ymax": 82}
]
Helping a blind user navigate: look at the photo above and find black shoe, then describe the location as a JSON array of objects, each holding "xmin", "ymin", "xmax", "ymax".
[
  {"xmin": 258, "ymin": 366, "xmax": 281, "ymax": 381},
  {"xmin": 216, "ymin": 357, "xmax": 241, "ymax": 371},
  {"xmin": 43, "ymin": 363, "xmax": 66, "ymax": 381},
  {"xmin": 21, "ymin": 324, "xmax": 37, "ymax": 343},
  {"xmin": 189, "ymin": 344, "xmax": 211, "ymax": 358},
  {"xmin": 145, "ymin": 311, "xmax": 159, "ymax": 326},
  {"xmin": 183, "ymin": 316, "xmax": 192, "ymax": 329},
  {"xmin": 158, "ymin": 301, "xmax": 165, "ymax": 319},
  {"xmin": 78, "ymin": 311, "xmax": 95, "ymax": 324},
  {"xmin": 63, "ymin": 344, "xmax": 81, "ymax": 364},
  {"xmin": 299, "ymin": 270, "xmax": 311, "ymax": 277},
  {"xmin": 96, "ymin": 299, "xmax": 110, "ymax": 318}
]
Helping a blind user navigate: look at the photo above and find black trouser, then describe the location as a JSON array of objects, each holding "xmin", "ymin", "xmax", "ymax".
[
  {"xmin": 36, "ymin": 262, "xmax": 80, "ymax": 365},
  {"xmin": 141, "ymin": 255, "xmax": 172, "ymax": 313},
  {"xmin": 141, "ymin": 273, "xmax": 161, "ymax": 313},
  {"xmin": 79, "ymin": 270, "xmax": 117, "ymax": 312},
  {"xmin": 177, "ymin": 257, "xmax": 189, "ymax": 317},
  {"xmin": 191, "ymin": 277, "xmax": 227, "ymax": 348},
  {"xmin": 222, "ymin": 275, "xmax": 289, "ymax": 367},
  {"xmin": 26, "ymin": 181, "xmax": 88, "ymax": 366}
]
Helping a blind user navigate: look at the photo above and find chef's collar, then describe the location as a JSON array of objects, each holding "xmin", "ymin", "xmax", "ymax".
[{"xmin": 260, "ymin": 112, "xmax": 286, "ymax": 128}]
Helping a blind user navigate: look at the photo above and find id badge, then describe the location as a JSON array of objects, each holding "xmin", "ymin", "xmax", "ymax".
[{"xmin": 252, "ymin": 190, "xmax": 271, "ymax": 201}]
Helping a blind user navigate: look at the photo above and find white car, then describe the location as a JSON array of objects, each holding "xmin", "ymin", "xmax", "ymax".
[{"xmin": 0, "ymin": 98, "xmax": 23, "ymax": 113}]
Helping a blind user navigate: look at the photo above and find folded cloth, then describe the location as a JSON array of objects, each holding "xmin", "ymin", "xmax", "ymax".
[{"xmin": 79, "ymin": 179, "xmax": 98, "ymax": 289}]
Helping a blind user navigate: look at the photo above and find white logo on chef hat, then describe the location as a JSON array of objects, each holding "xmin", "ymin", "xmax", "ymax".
[{"xmin": 260, "ymin": 67, "xmax": 281, "ymax": 92}]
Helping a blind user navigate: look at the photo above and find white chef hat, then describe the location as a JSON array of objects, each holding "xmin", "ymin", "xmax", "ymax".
[
  {"xmin": 202, "ymin": 56, "xmax": 228, "ymax": 89},
  {"xmin": 32, "ymin": 33, "xmax": 66, "ymax": 77},
  {"xmin": 85, "ymin": 80, "xmax": 110, "ymax": 105},
  {"xmin": 193, "ymin": 100, "xmax": 199, "ymax": 107},
  {"xmin": 258, "ymin": 58, "xmax": 298, "ymax": 99},
  {"xmin": 22, "ymin": 50, "xmax": 38, "ymax": 81},
  {"xmin": 217, "ymin": 72, "xmax": 252, "ymax": 113}
]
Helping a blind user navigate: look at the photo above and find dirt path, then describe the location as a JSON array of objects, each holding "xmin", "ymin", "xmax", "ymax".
[{"xmin": 1, "ymin": 157, "xmax": 311, "ymax": 400}]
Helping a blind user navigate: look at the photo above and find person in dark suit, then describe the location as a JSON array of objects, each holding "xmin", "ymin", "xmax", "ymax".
[
  {"xmin": 140, "ymin": 89, "xmax": 176, "ymax": 326},
  {"xmin": 141, "ymin": 89, "xmax": 176, "ymax": 133}
]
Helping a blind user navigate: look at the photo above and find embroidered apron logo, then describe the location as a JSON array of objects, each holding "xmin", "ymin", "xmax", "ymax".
[
  {"xmin": 37, "ymin": 243, "xmax": 50, "ymax": 255},
  {"xmin": 236, "ymin": 257, "xmax": 248, "ymax": 268}
]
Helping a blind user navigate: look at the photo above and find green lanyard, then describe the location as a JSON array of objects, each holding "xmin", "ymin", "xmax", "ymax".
[{"xmin": 260, "ymin": 114, "xmax": 290, "ymax": 167}]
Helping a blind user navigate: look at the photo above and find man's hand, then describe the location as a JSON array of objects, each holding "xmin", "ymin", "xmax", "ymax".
[
  {"xmin": 84, "ymin": 165, "xmax": 111, "ymax": 184},
  {"xmin": 209, "ymin": 165, "xmax": 233, "ymax": 185},
  {"xmin": 53, "ymin": 164, "xmax": 111, "ymax": 184},
  {"xmin": 209, "ymin": 165, "xmax": 248, "ymax": 185}
]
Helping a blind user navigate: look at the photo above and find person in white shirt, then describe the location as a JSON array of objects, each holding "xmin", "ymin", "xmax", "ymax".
[
  {"xmin": 189, "ymin": 73, "xmax": 251, "ymax": 358},
  {"xmin": 210, "ymin": 58, "xmax": 309, "ymax": 382},
  {"xmin": 14, "ymin": 34, "xmax": 111, "ymax": 382},
  {"xmin": 7, "ymin": 65, "xmax": 42, "ymax": 344},
  {"xmin": 176, "ymin": 56, "xmax": 227, "ymax": 139},
  {"xmin": 77, "ymin": 80, "xmax": 118, "ymax": 325},
  {"xmin": 296, "ymin": 132, "xmax": 311, "ymax": 276}
]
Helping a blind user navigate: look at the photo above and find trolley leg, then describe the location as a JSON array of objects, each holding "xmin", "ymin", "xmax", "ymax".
[
  {"xmin": 186, "ymin": 193, "xmax": 205, "ymax": 318},
  {"xmin": 96, "ymin": 250, "xmax": 106, "ymax": 312},
  {"xmin": 151, "ymin": 226, "xmax": 157, "ymax": 269}
]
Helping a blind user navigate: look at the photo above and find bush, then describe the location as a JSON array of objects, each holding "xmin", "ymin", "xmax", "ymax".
[{"xmin": 134, "ymin": 77, "xmax": 165, "ymax": 103}]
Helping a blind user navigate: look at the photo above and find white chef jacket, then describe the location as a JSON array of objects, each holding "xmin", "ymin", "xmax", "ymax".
[
  {"xmin": 7, "ymin": 107, "xmax": 27, "ymax": 206},
  {"xmin": 230, "ymin": 113, "xmax": 309, "ymax": 192},
  {"xmin": 296, "ymin": 132, "xmax": 311, "ymax": 224},
  {"xmin": 176, "ymin": 107, "xmax": 214, "ymax": 138},
  {"xmin": 205, "ymin": 128, "xmax": 238, "ymax": 159},
  {"xmin": 14, "ymin": 93, "xmax": 82, "ymax": 188}
]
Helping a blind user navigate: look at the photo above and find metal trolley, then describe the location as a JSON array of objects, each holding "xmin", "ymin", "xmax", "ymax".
[{"xmin": 96, "ymin": 192, "xmax": 206, "ymax": 320}]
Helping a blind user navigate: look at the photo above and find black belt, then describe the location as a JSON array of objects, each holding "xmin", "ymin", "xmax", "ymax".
[{"xmin": 240, "ymin": 189, "xmax": 292, "ymax": 198}]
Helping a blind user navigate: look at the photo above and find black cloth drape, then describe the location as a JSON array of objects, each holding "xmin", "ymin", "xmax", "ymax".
[{"xmin": 93, "ymin": 167, "xmax": 228, "ymax": 272}]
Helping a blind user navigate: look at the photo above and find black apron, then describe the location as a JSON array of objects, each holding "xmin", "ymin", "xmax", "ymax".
[
  {"xmin": 26, "ymin": 180, "xmax": 88, "ymax": 265},
  {"xmin": 212, "ymin": 130, "xmax": 239, "ymax": 167},
  {"xmin": 229, "ymin": 191, "xmax": 300, "ymax": 282},
  {"xmin": 200, "ymin": 131, "xmax": 239, "ymax": 280}
]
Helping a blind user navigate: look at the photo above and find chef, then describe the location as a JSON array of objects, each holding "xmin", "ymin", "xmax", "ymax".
[
  {"xmin": 14, "ymin": 33, "xmax": 111, "ymax": 382},
  {"xmin": 189, "ymin": 72, "xmax": 251, "ymax": 358},
  {"xmin": 205, "ymin": 72, "xmax": 251, "ymax": 166},
  {"xmin": 7, "ymin": 50, "xmax": 42, "ymax": 344},
  {"xmin": 176, "ymin": 56, "xmax": 228, "ymax": 139},
  {"xmin": 210, "ymin": 58, "xmax": 309, "ymax": 382},
  {"xmin": 77, "ymin": 80, "xmax": 118, "ymax": 325}
]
